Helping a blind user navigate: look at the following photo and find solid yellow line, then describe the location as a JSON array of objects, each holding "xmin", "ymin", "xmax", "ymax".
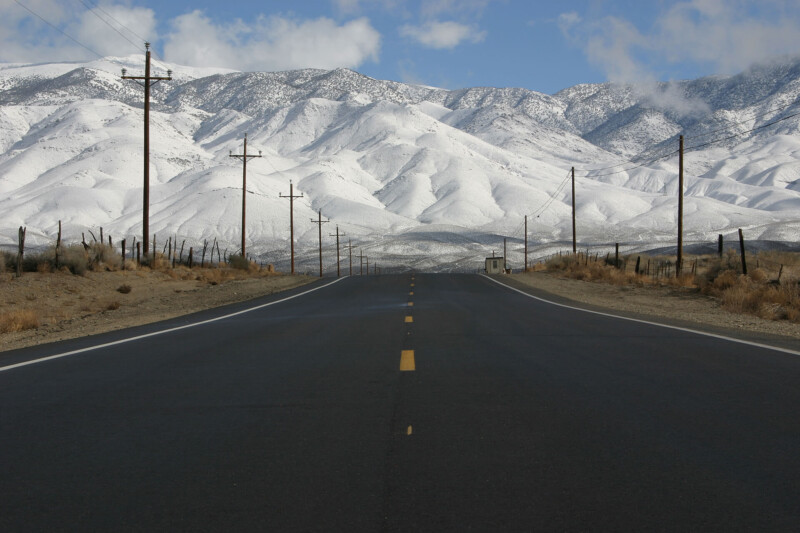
[
  {"xmin": 400, "ymin": 350, "xmax": 415, "ymax": 371},
  {"xmin": 405, "ymin": 316, "xmax": 413, "ymax": 323},
  {"xmin": 407, "ymin": 425, "xmax": 413, "ymax": 435}
]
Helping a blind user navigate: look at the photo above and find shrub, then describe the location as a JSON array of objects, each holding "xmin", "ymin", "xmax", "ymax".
[
  {"xmin": 117, "ymin": 284, "xmax": 132, "ymax": 294},
  {"xmin": 227, "ymin": 254, "xmax": 251, "ymax": 270},
  {"xmin": 0, "ymin": 310, "xmax": 39, "ymax": 333},
  {"xmin": 60, "ymin": 245, "xmax": 89, "ymax": 275}
]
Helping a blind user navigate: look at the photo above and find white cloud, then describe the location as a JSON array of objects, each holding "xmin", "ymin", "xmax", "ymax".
[
  {"xmin": 560, "ymin": 0, "xmax": 800, "ymax": 83},
  {"xmin": 0, "ymin": 1, "xmax": 155, "ymax": 62},
  {"xmin": 400, "ymin": 20, "xmax": 485, "ymax": 49},
  {"xmin": 163, "ymin": 12, "xmax": 381, "ymax": 71}
]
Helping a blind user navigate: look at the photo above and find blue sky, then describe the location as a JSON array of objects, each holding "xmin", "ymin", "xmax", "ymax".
[{"xmin": 4, "ymin": 0, "xmax": 800, "ymax": 94}]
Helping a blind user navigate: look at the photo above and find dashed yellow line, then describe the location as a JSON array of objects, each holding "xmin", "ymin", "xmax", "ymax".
[
  {"xmin": 405, "ymin": 316, "xmax": 413, "ymax": 323},
  {"xmin": 400, "ymin": 350, "xmax": 415, "ymax": 371},
  {"xmin": 407, "ymin": 302, "xmax": 414, "ymax": 307}
]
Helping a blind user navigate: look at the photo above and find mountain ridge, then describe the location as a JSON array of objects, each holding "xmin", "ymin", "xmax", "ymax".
[{"xmin": 1, "ymin": 55, "xmax": 799, "ymax": 271}]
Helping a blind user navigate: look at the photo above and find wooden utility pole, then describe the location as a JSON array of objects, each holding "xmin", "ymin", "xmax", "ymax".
[
  {"xmin": 677, "ymin": 135, "xmax": 684, "ymax": 277},
  {"xmin": 360, "ymin": 249, "xmax": 364, "ymax": 275},
  {"xmin": 571, "ymin": 166, "xmax": 577, "ymax": 254},
  {"xmin": 229, "ymin": 133, "xmax": 262, "ymax": 257},
  {"xmin": 279, "ymin": 180, "xmax": 303, "ymax": 274},
  {"xmin": 329, "ymin": 226, "xmax": 345, "ymax": 277},
  {"xmin": 524, "ymin": 215, "xmax": 528, "ymax": 272},
  {"xmin": 503, "ymin": 237, "xmax": 507, "ymax": 272},
  {"xmin": 310, "ymin": 210, "xmax": 329, "ymax": 277},
  {"xmin": 344, "ymin": 239, "xmax": 355, "ymax": 276},
  {"xmin": 121, "ymin": 42, "xmax": 172, "ymax": 257}
]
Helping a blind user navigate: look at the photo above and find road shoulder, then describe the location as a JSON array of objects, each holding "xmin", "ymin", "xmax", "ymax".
[{"xmin": 493, "ymin": 272, "xmax": 800, "ymax": 353}]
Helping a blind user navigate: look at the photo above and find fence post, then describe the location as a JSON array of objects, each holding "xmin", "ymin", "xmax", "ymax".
[
  {"xmin": 615, "ymin": 243, "xmax": 620, "ymax": 269},
  {"xmin": 121, "ymin": 238, "xmax": 126, "ymax": 271},
  {"xmin": 16, "ymin": 226, "xmax": 26, "ymax": 277},
  {"xmin": 189, "ymin": 247, "xmax": 193, "ymax": 269},
  {"xmin": 738, "ymin": 228, "xmax": 747, "ymax": 275}
]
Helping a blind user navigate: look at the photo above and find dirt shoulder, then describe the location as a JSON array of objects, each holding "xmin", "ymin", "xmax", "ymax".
[
  {"xmin": 0, "ymin": 268, "xmax": 315, "ymax": 353},
  {"xmin": 503, "ymin": 271, "xmax": 800, "ymax": 351}
]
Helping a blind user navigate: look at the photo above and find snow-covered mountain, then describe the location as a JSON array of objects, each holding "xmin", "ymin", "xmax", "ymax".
[{"xmin": 1, "ymin": 55, "xmax": 799, "ymax": 272}]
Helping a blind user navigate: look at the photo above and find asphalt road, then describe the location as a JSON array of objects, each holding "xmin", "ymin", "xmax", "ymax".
[{"xmin": 2, "ymin": 274, "xmax": 800, "ymax": 532}]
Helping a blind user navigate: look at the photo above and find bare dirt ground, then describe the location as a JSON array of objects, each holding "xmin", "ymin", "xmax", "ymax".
[
  {"xmin": 0, "ymin": 268, "xmax": 314, "ymax": 353},
  {"xmin": 506, "ymin": 271, "xmax": 800, "ymax": 344}
]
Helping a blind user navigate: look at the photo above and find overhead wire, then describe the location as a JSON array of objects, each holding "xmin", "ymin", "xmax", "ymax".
[
  {"xmin": 13, "ymin": 0, "xmax": 104, "ymax": 59},
  {"xmin": 74, "ymin": 0, "xmax": 142, "ymax": 55}
]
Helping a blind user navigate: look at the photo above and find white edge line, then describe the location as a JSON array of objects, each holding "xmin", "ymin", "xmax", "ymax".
[
  {"xmin": 0, "ymin": 276, "xmax": 348, "ymax": 373},
  {"xmin": 482, "ymin": 274, "xmax": 800, "ymax": 357}
]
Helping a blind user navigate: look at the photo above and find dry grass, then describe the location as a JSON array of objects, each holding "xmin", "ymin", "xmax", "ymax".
[
  {"xmin": 540, "ymin": 250, "xmax": 800, "ymax": 324},
  {"xmin": 0, "ymin": 309, "xmax": 40, "ymax": 333}
]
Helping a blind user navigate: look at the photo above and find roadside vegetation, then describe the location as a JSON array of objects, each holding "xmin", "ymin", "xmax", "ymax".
[
  {"xmin": 0, "ymin": 244, "xmax": 281, "ymax": 335},
  {"xmin": 533, "ymin": 249, "xmax": 800, "ymax": 323}
]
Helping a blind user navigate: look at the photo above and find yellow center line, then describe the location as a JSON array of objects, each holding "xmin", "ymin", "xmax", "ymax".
[
  {"xmin": 409, "ymin": 291, "xmax": 414, "ymax": 296},
  {"xmin": 407, "ymin": 301, "xmax": 414, "ymax": 307},
  {"xmin": 400, "ymin": 350, "xmax": 415, "ymax": 371},
  {"xmin": 405, "ymin": 316, "xmax": 413, "ymax": 323},
  {"xmin": 407, "ymin": 425, "xmax": 413, "ymax": 435}
]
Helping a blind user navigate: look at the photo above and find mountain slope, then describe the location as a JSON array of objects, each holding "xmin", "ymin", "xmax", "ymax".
[{"xmin": 1, "ymin": 55, "xmax": 799, "ymax": 271}]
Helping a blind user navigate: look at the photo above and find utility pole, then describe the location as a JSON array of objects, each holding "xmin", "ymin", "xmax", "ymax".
[
  {"xmin": 279, "ymin": 180, "xmax": 304, "ymax": 274},
  {"xmin": 310, "ymin": 209, "xmax": 329, "ymax": 277},
  {"xmin": 677, "ymin": 135, "xmax": 684, "ymax": 277},
  {"xmin": 360, "ymin": 249, "xmax": 364, "ymax": 275},
  {"xmin": 524, "ymin": 215, "xmax": 528, "ymax": 272},
  {"xmin": 366, "ymin": 256, "xmax": 369, "ymax": 275},
  {"xmin": 121, "ymin": 42, "xmax": 171, "ymax": 258},
  {"xmin": 503, "ymin": 237, "xmax": 507, "ymax": 272},
  {"xmin": 229, "ymin": 133, "xmax": 261, "ymax": 257},
  {"xmin": 571, "ymin": 166, "xmax": 577, "ymax": 254},
  {"xmin": 344, "ymin": 239, "xmax": 355, "ymax": 276},
  {"xmin": 329, "ymin": 226, "xmax": 345, "ymax": 277}
]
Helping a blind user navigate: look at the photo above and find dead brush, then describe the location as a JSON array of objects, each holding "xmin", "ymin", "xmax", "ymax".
[{"xmin": 0, "ymin": 309, "xmax": 40, "ymax": 333}]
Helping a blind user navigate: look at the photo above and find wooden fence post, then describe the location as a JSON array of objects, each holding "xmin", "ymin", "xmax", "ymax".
[
  {"xmin": 738, "ymin": 228, "xmax": 747, "ymax": 275},
  {"xmin": 136, "ymin": 241, "xmax": 141, "ymax": 265},
  {"xmin": 188, "ymin": 247, "xmax": 194, "ymax": 269},
  {"xmin": 55, "ymin": 220, "xmax": 62, "ymax": 270},
  {"xmin": 615, "ymin": 243, "xmax": 620, "ymax": 268},
  {"xmin": 121, "ymin": 238, "xmax": 126, "ymax": 271},
  {"xmin": 16, "ymin": 226, "xmax": 26, "ymax": 277}
]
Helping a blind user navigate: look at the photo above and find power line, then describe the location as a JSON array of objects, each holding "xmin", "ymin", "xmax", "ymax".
[
  {"xmin": 13, "ymin": 0, "xmax": 104, "ymax": 59},
  {"xmin": 685, "ymin": 108, "xmax": 800, "ymax": 153},
  {"xmin": 74, "ymin": 0, "xmax": 143, "ymax": 55}
]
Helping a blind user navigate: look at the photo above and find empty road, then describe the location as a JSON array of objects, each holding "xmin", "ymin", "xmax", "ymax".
[{"xmin": 2, "ymin": 274, "xmax": 800, "ymax": 531}]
